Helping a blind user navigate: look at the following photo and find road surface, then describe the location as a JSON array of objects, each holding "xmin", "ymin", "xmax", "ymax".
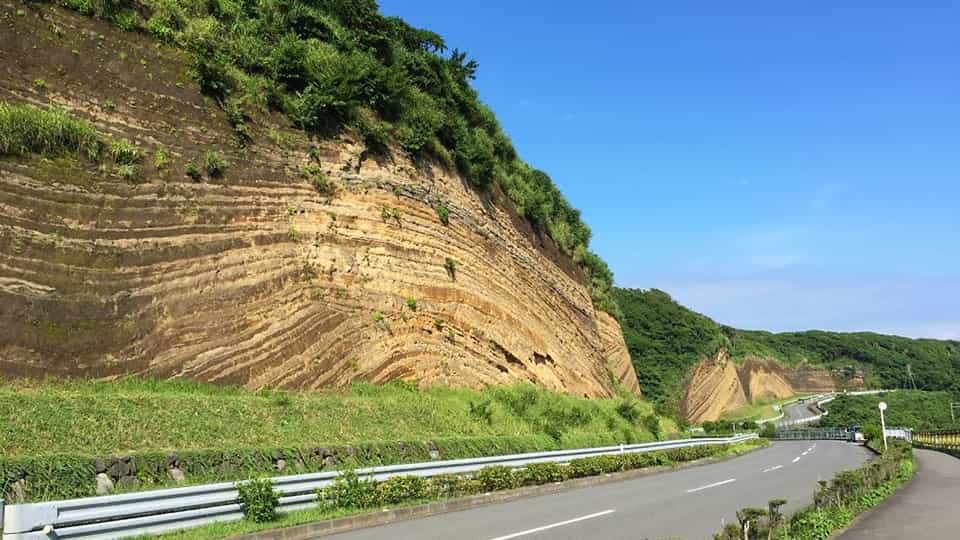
[
  {"xmin": 775, "ymin": 396, "xmax": 826, "ymax": 427},
  {"xmin": 838, "ymin": 449, "xmax": 960, "ymax": 540},
  {"xmin": 330, "ymin": 441, "xmax": 871, "ymax": 540}
]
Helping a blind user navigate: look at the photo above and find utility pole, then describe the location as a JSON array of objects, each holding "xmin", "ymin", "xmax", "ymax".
[
  {"xmin": 879, "ymin": 401, "xmax": 888, "ymax": 452},
  {"xmin": 906, "ymin": 364, "xmax": 918, "ymax": 391},
  {"xmin": 951, "ymin": 402, "xmax": 960, "ymax": 424}
]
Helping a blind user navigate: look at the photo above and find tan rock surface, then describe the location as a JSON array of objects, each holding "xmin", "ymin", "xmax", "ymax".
[
  {"xmin": 681, "ymin": 349, "xmax": 748, "ymax": 423},
  {"xmin": 0, "ymin": 7, "xmax": 638, "ymax": 397},
  {"xmin": 682, "ymin": 352, "xmax": 846, "ymax": 423}
]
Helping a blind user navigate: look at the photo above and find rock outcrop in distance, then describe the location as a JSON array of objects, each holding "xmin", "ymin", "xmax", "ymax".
[
  {"xmin": 0, "ymin": 6, "xmax": 639, "ymax": 398},
  {"xmin": 680, "ymin": 349, "xmax": 853, "ymax": 423}
]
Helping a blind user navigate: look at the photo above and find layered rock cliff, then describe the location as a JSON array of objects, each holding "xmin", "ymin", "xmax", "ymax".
[
  {"xmin": 0, "ymin": 5, "xmax": 639, "ymax": 397},
  {"xmin": 681, "ymin": 351, "xmax": 843, "ymax": 423}
]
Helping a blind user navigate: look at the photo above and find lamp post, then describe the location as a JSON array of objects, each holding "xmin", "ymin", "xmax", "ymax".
[{"xmin": 879, "ymin": 401, "xmax": 888, "ymax": 452}]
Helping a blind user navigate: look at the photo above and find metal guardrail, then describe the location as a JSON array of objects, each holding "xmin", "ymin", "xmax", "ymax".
[
  {"xmin": 1, "ymin": 434, "xmax": 756, "ymax": 540},
  {"xmin": 771, "ymin": 428, "xmax": 857, "ymax": 441},
  {"xmin": 913, "ymin": 428, "xmax": 960, "ymax": 451}
]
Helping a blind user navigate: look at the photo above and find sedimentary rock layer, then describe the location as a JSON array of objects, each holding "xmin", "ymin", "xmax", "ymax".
[
  {"xmin": 681, "ymin": 351, "xmax": 845, "ymax": 423},
  {"xmin": 0, "ymin": 5, "xmax": 638, "ymax": 397}
]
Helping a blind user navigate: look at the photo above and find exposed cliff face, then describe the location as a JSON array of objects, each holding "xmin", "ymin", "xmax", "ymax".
[
  {"xmin": 682, "ymin": 352, "xmax": 845, "ymax": 423},
  {"xmin": 0, "ymin": 5, "xmax": 638, "ymax": 397},
  {"xmin": 681, "ymin": 349, "xmax": 748, "ymax": 423}
]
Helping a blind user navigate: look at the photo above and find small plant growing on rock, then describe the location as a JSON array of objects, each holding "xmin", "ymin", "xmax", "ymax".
[
  {"xmin": 406, "ymin": 297, "xmax": 417, "ymax": 311},
  {"xmin": 153, "ymin": 149, "xmax": 169, "ymax": 170},
  {"xmin": 201, "ymin": 150, "xmax": 226, "ymax": 177},
  {"xmin": 304, "ymin": 165, "xmax": 332, "ymax": 195},
  {"xmin": 443, "ymin": 257, "xmax": 456, "ymax": 280},
  {"xmin": 433, "ymin": 318, "xmax": 444, "ymax": 331},
  {"xmin": 436, "ymin": 205, "xmax": 449, "ymax": 225},
  {"xmin": 236, "ymin": 478, "xmax": 280, "ymax": 523},
  {"xmin": 115, "ymin": 164, "xmax": 140, "ymax": 181},
  {"xmin": 185, "ymin": 159, "xmax": 201, "ymax": 180},
  {"xmin": 380, "ymin": 204, "xmax": 401, "ymax": 224},
  {"xmin": 33, "ymin": 79, "xmax": 46, "ymax": 91},
  {"xmin": 107, "ymin": 139, "xmax": 143, "ymax": 165}
]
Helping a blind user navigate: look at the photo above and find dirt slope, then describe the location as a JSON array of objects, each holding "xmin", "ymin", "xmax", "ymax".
[{"xmin": 0, "ymin": 4, "xmax": 639, "ymax": 397}]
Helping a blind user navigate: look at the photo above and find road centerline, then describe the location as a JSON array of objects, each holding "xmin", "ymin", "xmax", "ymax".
[
  {"xmin": 685, "ymin": 478, "xmax": 736, "ymax": 493},
  {"xmin": 488, "ymin": 509, "xmax": 615, "ymax": 540}
]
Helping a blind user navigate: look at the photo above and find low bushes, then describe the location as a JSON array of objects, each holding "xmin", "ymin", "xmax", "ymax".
[
  {"xmin": 315, "ymin": 440, "xmax": 757, "ymax": 512},
  {"xmin": 236, "ymin": 478, "xmax": 280, "ymax": 523},
  {"xmin": 0, "ymin": 435, "xmax": 555, "ymax": 503}
]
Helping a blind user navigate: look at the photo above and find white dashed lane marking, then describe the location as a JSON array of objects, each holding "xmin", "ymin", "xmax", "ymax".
[{"xmin": 686, "ymin": 478, "xmax": 737, "ymax": 493}]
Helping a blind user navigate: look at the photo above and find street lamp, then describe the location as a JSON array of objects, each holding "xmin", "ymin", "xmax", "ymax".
[{"xmin": 879, "ymin": 401, "xmax": 888, "ymax": 452}]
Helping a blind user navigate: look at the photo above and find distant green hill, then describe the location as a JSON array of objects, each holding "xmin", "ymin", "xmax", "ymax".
[
  {"xmin": 614, "ymin": 288, "xmax": 960, "ymax": 406},
  {"xmin": 819, "ymin": 390, "xmax": 960, "ymax": 431}
]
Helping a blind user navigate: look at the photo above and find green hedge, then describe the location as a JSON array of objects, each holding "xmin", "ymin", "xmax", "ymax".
[
  {"xmin": 316, "ymin": 441, "xmax": 755, "ymax": 512},
  {"xmin": 1, "ymin": 436, "xmax": 758, "ymax": 503},
  {"xmin": 0, "ymin": 435, "xmax": 559, "ymax": 503}
]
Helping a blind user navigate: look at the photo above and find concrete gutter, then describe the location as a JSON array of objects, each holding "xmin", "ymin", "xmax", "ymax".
[{"xmin": 230, "ymin": 443, "xmax": 768, "ymax": 540}]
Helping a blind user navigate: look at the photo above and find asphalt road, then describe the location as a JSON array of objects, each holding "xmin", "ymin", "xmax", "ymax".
[
  {"xmin": 330, "ymin": 441, "xmax": 872, "ymax": 540},
  {"xmin": 775, "ymin": 395, "xmax": 829, "ymax": 427},
  {"xmin": 838, "ymin": 449, "xmax": 960, "ymax": 540}
]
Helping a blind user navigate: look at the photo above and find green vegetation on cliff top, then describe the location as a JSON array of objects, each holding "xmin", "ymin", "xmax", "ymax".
[
  {"xmin": 28, "ymin": 0, "xmax": 616, "ymax": 314},
  {"xmin": 613, "ymin": 287, "xmax": 960, "ymax": 406}
]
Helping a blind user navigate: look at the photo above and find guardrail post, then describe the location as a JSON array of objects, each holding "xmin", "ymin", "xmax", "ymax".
[{"xmin": 1, "ymin": 498, "xmax": 5, "ymax": 533}]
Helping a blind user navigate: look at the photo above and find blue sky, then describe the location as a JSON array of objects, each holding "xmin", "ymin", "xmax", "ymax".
[{"xmin": 379, "ymin": 1, "xmax": 960, "ymax": 339}]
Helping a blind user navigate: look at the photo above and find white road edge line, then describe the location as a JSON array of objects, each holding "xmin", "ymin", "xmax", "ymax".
[
  {"xmin": 488, "ymin": 509, "xmax": 616, "ymax": 540},
  {"xmin": 685, "ymin": 478, "xmax": 736, "ymax": 493},
  {"xmin": 763, "ymin": 465, "xmax": 783, "ymax": 473}
]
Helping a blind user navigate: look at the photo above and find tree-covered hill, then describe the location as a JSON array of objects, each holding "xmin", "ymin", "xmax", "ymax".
[
  {"xmin": 613, "ymin": 288, "xmax": 728, "ymax": 408},
  {"xmin": 725, "ymin": 329, "xmax": 960, "ymax": 393},
  {"xmin": 43, "ymin": 0, "xmax": 616, "ymax": 313},
  {"xmin": 614, "ymin": 287, "xmax": 960, "ymax": 405},
  {"xmin": 819, "ymin": 390, "xmax": 960, "ymax": 431}
]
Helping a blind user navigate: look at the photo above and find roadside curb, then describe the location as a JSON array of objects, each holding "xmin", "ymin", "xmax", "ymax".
[{"xmin": 231, "ymin": 443, "xmax": 769, "ymax": 540}]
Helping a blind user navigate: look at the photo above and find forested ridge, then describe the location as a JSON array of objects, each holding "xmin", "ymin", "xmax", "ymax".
[{"xmin": 614, "ymin": 287, "xmax": 960, "ymax": 405}]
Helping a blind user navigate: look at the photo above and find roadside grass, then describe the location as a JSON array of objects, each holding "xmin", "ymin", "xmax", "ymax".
[
  {"xmin": 142, "ymin": 439, "xmax": 767, "ymax": 540},
  {"xmin": 0, "ymin": 377, "xmax": 675, "ymax": 457}
]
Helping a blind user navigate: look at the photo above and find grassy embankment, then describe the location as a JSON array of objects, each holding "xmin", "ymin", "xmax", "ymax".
[
  {"xmin": 1, "ymin": 378, "xmax": 675, "ymax": 456},
  {"xmin": 0, "ymin": 377, "xmax": 677, "ymax": 502}
]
